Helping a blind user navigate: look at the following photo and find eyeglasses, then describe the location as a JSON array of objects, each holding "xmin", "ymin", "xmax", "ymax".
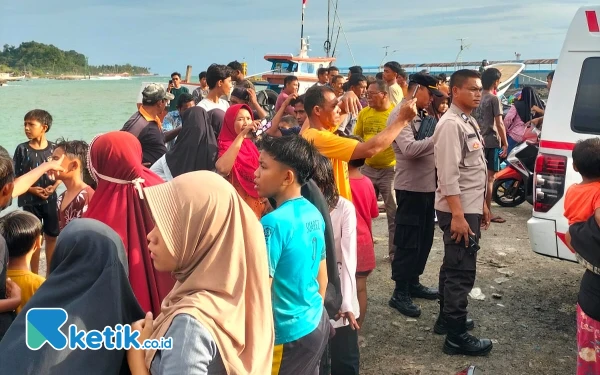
[{"xmin": 366, "ymin": 91, "xmax": 384, "ymax": 97}]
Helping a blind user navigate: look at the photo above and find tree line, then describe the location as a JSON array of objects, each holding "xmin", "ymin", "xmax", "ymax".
[{"xmin": 0, "ymin": 41, "xmax": 151, "ymax": 76}]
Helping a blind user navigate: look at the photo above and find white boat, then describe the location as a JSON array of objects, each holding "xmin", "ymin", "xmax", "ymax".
[
  {"xmin": 90, "ymin": 75, "xmax": 131, "ymax": 81},
  {"xmin": 486, "ymin": 62, "xmax": 526, "ymax": 97},
  {"xmin": 261, "ymin": 38, "xmax": 335, "ymax": 95}
]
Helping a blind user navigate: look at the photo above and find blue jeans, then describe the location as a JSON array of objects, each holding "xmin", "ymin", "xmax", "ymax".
[{"xmin": 507, "ymin": 136, "xmax": 519, "ymax": 156}]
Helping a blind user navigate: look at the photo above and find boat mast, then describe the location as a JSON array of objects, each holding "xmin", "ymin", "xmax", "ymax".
[
  {"xmin": 325, "ymin": 0, "xmax": 331, "ymax": 56},
  {"xmin": 300, "ymin": 0, "xmax": 306, "ymax": 51}
]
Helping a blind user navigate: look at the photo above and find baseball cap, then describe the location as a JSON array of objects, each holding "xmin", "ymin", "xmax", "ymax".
[
  {"xmin": 409, "ymin": 73, "xmax": 444, "ymax": 97},
  {"xmin": 142, "ymin": 83, "xmax": 175, "ymax": 105}
]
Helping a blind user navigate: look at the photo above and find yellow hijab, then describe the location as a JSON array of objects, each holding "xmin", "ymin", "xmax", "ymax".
[{"xmin": 143, "ymin": 171, "xmax": 274, "ymax": 374}]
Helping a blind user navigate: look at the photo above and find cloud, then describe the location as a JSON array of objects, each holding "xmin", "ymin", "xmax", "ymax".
[{"xmin": 0, "ymin": 0, "xmax": 596, "ymax": 74}]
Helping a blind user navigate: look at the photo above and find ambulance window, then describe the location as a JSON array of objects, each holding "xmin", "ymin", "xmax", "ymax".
[{"xmin": 571, "ymin": 57, "xmax": 600, "ymax": 134}]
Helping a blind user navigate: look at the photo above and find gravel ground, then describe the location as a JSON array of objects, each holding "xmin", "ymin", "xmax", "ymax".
[
  {"xmin": 36, "ymin": 203, "xmax": 578, "ymax": 374},
  {"xmin": 360, "ymin": 203, "xmax": 579, "ymax": 375}
]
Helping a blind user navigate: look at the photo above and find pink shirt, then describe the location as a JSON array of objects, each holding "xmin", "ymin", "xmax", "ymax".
[
  {"xmin": 504, "ymin": 105, "xmax": 527, "ymax": 143},
  {"xmin": 350, "ymin": 176, "xmax": 379, "ymax": 272},
  {"xmin": 275, "ymin": 92, "xmax": 295, "ymax": 116}
]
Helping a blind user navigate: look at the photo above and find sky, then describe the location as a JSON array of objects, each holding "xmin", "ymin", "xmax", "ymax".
[{"xmin": 0, "ymin": 0, "xmax": 597, "ymax": 76}]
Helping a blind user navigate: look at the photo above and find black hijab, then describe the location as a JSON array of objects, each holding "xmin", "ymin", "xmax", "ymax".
[
  {"xmin": 165, "ymin": 107, "xmax": 221, "ymax": 177},
  {"xmin": 0, "ymin": 219, "xmax": 144, "ymax": 375},
  {"xmin": 0, "ymin": 236, "xmax": 15, "ymax": 340},
  {"xmin": 514, "ymin": 86, "xmax": 545, "ymax": 123}
]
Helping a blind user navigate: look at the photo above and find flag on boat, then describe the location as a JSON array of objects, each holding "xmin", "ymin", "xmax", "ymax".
[{"xmin": 303, "ymin": 0, "xmax": 307, "ymax": 8}]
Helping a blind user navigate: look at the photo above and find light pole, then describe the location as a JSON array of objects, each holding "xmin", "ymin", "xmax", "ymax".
[{"xmin": 379, "ymin": 46, "xmax": 398, "ymax": 70}]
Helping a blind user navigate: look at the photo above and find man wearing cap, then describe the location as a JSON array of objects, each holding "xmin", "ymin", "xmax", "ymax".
[
  {"xmin": 122, "ymin": 83, "xmax": 173, "ymax": 166},
  {"xmin": 432, "ymin": 69, "xmax": 492, "ymax": 356},
  {"xmin": 383, "ymin": 61, "xmax": 404, "ymax": 106},
  {"xmin": 389, "ymin": 73, "xmax": 445, "ymax": 318}
]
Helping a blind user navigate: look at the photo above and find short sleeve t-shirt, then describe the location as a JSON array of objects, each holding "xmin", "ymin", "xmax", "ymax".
[
  {"xmin": 473, "ymin": 91, "xmax": 501, "ymax": 149},
  {"xmin": 197, "ymin": 98, "xmax": 230, "ymax": 112},
  {"xmin": 6, "ymin": 269, "xmax": 45, "ymax": 313},
  {"xmin": 57, "ymin": 186, "xmax": 95, "ymax": 231},
  {"xmin": 261, "ymin": 197, "xmax": 325, "ymax": 345},
  {"xmin": 302, "ymin": 128, "xmax": 359, "ymax": 201},
  {"xmin": 350, "ymin": 176, "xmax": 379, "ymax": 272},
  {"xmin": 387, "ymin": 83, "xmax": 404, "ymax": 107},
  {"xmin": 564, "ymin": 182, "xmax": 600, "ymax": 225},
  {"xmin": 168, "ymin": 86, "xmax": 190, "ymax": 112},
  {"xmin": 13, "ymin": 142, "xmax": 57, "ymax": 207},
  {"xmin": 354, "ymin": 106, "xmax": 395, "ymax": 169},
  {"xmin": 121, "ymin": 110, "xmax": 167, "ymax": 165}
]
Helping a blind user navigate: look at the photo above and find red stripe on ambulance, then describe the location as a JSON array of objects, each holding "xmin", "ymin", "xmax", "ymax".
[{"xmin": 586, "ymin": 10, "xmax": 600, "ymax": 32}]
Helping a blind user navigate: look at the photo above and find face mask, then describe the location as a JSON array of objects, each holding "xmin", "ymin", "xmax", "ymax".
[{"xmin": 280, "ymin": 126, "xmax": 301, "ymax": 136}]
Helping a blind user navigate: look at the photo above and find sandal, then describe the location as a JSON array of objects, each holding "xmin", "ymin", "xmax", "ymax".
[{"xmin": 491, "ymin": 216, "xmax": 506, "ymax": 223}]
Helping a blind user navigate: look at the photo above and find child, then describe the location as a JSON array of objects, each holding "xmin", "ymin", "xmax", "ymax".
[
  {"xmin": 312, "ymin": 153, "xmax": 360, "ymax": 375},
  {"xmin": 347, "ymin": 135, "xmax": 379, "ymax": 327},
  {"xmin": 50, "ymin": 139, "xmax": 95, "ymax": 232},
  {"xmin": 13, "ymin": 109, "xmax": 60, "ymax": 275},
  {"xmin": 254, "ymin": 136, "xmax": 329, "ymax": 375},
  {"xmin": 0, "ymin": 211, "xmax": 45, "ymax": 313},
  {"xmin": 564, "ymin": 138, "xmax": 600, "ymax": 271}
]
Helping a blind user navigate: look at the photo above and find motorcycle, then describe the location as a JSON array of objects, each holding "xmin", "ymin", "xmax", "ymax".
[{"xmin": 492, "ymin": 127, "xmax": 540, "ymax": 207}]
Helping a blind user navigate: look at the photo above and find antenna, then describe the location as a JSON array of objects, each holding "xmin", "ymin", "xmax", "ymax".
[
  {"xmin": 378, "ymin": 46, "xmax": 398, "ymax": 70},
  {"xmin": 454, "ymin": 38, "xmax": 471, "ymax": 69}
]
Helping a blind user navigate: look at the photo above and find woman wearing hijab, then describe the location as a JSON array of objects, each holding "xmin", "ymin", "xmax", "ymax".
[
  {"xmin": 504, "ymin": 86, "xmax": 546, "ymax": 154},
  {"xmin": 151, "ymin": 107, "xmax": 223, "ymax": 181},
  {"xmin": 126, "ymin": 171, "xmax": 274, "ymax": 375},
  {"xmin": 84, "ymin": 131, "xmax": 174, "ymax": 316},
  {"xmin": 0, "ymin": 219, "xmax": 144, "ymax": 374},
  {"xmin": 216, "ymin": 104, "xmax": 267, "ymax": 218}
]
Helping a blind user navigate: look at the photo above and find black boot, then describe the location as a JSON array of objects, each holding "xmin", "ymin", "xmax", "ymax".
[
  {"xmin": 433, "ymin": 301, "xmax": 475, "ymax": 335},
  {"xmin": 409, "ymin": 282, "xmax": 438, "ymax": 300},
  {"xmin": 443, "ymin": 317, "xmax": 492, "ymax": 356},
  {"xmin": 389, "ymin": 281, "xmax": 421, "ymax": 317}
]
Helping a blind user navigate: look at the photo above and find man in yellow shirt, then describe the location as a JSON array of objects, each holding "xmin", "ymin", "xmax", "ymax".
[
  {"xmin": 354, "ymin": 80, "xmax": 396, "ymax": 259},
  {"xmin": 302, "ymin": 86, "xmax": 417, "ymax": 202}
]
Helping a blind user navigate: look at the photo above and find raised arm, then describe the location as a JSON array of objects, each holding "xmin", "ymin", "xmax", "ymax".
[{"xmin": 350, "ymin": 99, "xmax": 417, "ymax": 160}]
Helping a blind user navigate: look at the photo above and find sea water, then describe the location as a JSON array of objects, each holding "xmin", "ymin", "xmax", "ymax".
[
  {"xmin": 0, "ymin": 77, "xmax": 167, "ymax": 154},
  {"xmin": 0, "ymin": 77, "xmax": 168, "ymax": 213}
]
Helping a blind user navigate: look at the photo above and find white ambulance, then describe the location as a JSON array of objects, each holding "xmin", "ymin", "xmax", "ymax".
[{"xmin": 528, "ymin": 6, "xmax": 600, "ymax": 261}]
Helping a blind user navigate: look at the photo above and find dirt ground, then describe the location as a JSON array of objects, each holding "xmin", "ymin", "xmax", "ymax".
[{"xmin": 361, "ymin": 203, "xmax": 579, "ymax": 375}]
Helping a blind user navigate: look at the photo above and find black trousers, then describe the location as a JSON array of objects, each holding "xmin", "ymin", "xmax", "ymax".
[
  {"xmin": 330, "ymin": 325, "xmax": 359, "ymax": 375},
  {"xmin": 391, "ymin": 190, "xmax": 436, "ymax": 283},
  {"xmin": 436, "ymin": 211, "xmax": 482, "ymax": 320}
]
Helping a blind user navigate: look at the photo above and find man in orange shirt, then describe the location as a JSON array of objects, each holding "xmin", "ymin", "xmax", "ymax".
[
  {"xmin": 122, "ymin": 83, "xmax": 174, "ymax": 165},
  {"xmin": 302, "ymin": 86, "xmax": 417, "ymax": 201}
]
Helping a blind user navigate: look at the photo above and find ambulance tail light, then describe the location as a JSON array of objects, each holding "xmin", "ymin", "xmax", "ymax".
[{"xmin": 534, "ymin": 153, "xmax": 567, "ymax": 213}]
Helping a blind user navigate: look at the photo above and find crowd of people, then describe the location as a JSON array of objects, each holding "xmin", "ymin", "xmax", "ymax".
[{"xmin": 0, "ymin": 59, "xmax": 593, "ymax": 375}]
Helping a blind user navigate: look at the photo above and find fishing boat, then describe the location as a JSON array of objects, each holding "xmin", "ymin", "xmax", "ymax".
[
  {"xmin": 261, "ymin": 38, "xmax": 335, "ymax": 95},
  {"xmin": 486, "ymin": 62, "xmax": 526, "ymax": 97},
  {"xmin": 90, "ymin": 73, "xmax": 131, "ymax": 81}
]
